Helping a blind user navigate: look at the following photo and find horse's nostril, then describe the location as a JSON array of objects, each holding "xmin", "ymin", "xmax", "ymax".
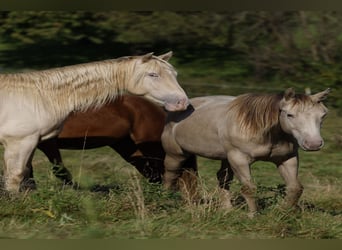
[
  {"xmin": 177, "ymin": 98, "xmax": 184, "ymax": 105},
  {"xmin": 304, "ymin": 138, "xmax": 324, "ymax": 150}
]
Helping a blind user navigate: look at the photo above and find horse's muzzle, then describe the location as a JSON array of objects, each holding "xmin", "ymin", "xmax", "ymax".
[
  {"xmin": 165, "ymin": 97, "xmax": 189, "ymax": 111},
  {"xmin": 301, "ymin": 138, "xmax": 324, "ymax": 151}
]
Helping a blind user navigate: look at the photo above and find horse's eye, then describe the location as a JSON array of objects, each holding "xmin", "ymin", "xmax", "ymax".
[
  {"xmin": 148, "ymin": 72, "xmax": 159, "ymax": 78},
  {"xmin": 287, "ymin": 113, "xmax": 295, "ymax": 118}
]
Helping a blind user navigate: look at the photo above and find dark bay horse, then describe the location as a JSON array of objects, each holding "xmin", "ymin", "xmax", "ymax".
[
  {"xmin": 162, "ymin": 89, "xmax": 330, "ymax": 217},
  {"xmin": 33, "ymin": 95, "xmax": 167, "ymax": 185}
]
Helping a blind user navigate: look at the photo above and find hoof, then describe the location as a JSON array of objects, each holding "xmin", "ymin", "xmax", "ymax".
[{"xmin": 20, "ymin": 178, "xmax": 37, "ymax": 192}]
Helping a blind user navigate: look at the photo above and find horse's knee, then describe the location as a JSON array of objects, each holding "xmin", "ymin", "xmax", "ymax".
[
  {"xmin": 52, "ymin": 164, "xmax": 73, "ymax": 184},
  {"xmin": 290, "ymin": 183, "xmax": 304, "ymax": 195},
  {"xmin": 164, "ymin": 155, "xmax": 187, "ymax": 189},
  {"xmin": 163, "ymin": 171, "xmax": 180, "ymax": 190},
  {"xmin": 163, "ymin": 168, "xmax": 182, "ymax": 190},
  {"xmin": 241, "ymin": 183, "xmax": 257, "ymax": 196},
  {"xmin": 240, "ymin": 184, "xmax": 258, "ymax": 213},
  {"xmin": 284, "ymin": 183, "xmax": 304, "ymax": 207},
  {"xmin": 4, "ymin": 175, "xmax": 22, "ymax": 193}
]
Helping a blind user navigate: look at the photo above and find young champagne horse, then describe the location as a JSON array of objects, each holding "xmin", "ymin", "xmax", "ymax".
[
  {"xmin": 162, "ymin": 88, "xmax": 330, "ymax": 216},
  {"xmin": 0, "ymin": 51, "xmax": 189, "ymax": 192},
  {"xmin": 34, "ymin": 95, "xmax": 167, "ymax": 186}
]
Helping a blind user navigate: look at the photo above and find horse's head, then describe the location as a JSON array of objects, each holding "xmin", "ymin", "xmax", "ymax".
[
  {"xmin": 279, "ymin": 88, "xmax": 330, "ymax": 151},
  {"xmin": 127, "ymin": 51, "xmax": 189, "ymax": 111}
]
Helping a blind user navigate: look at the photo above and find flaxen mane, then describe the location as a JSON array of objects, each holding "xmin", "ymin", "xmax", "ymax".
[
  {"xmin": 227, "ymin": 92, "xmax": 315, "ymax": 138},
  {"xmin": 0, "ymin": 56, "xmax": 169, "ymax": 118}
]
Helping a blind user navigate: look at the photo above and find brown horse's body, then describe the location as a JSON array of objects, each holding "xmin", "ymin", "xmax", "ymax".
[{"xmin": 36, "ymin": 95, "xmax": 167, "ymax": 184}]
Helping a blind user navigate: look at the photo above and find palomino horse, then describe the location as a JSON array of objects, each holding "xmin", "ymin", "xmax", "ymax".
[
  {"xmin": 162, "ymin": 88, "xmax": 330, "ymax": 216},
  {"xmin": 34, "ymin": 95, "xmax": 167, "ymax": 186},
  {"xmin": 0, "ymin": 51, "xmax": 189, "ymax": 192}
]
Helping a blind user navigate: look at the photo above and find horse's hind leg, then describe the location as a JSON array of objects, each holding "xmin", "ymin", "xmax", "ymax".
[
  {"xmin": 217, "ymin": 159, "xmax": 234, "ymax": 209},
  {"xmin": 109, "ymin": 138, "xmax": 163, "ymax": 182},
  {"xmin": 3, "ymin": 135, "xmax": 39, "ymax": 192},
  {"xmin": 38, "ymin": 138, "xmax": 73, "ymax": 185}
]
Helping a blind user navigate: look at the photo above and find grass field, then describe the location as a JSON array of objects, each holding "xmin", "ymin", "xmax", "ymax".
[{"xmin": 0, "ymin": 80, "xmax": 341, "ymax": 239}]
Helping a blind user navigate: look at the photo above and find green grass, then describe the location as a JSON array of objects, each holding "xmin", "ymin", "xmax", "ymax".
[
  {"xmin": 0, "ymin": 159, "xmax": 340, "ymax": 239},
  {"xmin": 0, "ymin": 76, "xmax": 341, "ymax": 238},
  {"xmin": 0, "ymin": 111, "xmax": 341, "ymax": 239}
]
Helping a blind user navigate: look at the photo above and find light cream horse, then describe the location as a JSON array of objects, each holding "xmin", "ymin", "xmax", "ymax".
[
  {"xmin": 0, "ymin": 51, "xmax": 189, "ymax": 192},
  {"xmin": 162, "ymin": 88, "xmax": 330, "ymax": 216}
]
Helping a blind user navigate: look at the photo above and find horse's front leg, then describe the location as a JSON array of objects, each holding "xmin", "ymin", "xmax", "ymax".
[
  {"xmin": 163, "ymin": 154, "xmax": 185, "ymax": 191},
  {"xmin": 227, "ymin": 151, "xmax": 257, "ymax": 217},
  {"xmin": 277, "ymin": 155, "xmax": 303, "ymax": 209},
  {"xmin": 23, "ymin": 152, "xmax": 38, "ymax": 190},
  {"xmin": 38, "ymin": 138, "xmax": 73, "ymax": 185},
  {"xmin": 3, "ymin": 134, "xmax": 39, "ymax": 192}
]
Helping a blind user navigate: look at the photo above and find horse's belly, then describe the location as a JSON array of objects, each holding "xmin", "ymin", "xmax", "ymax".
[
  {"xmin": 0, "ymin": 107, "xmax": 61, "ymax": 141},
  {"xmin": 188, "ymin": 148, "xmax": 227, "ymax": 160},
  {"xmin": 176, "ymin": 132, "xmax": 227, "ymax": 159},
  {"xmin": 56, "ymin": 137, "xmax": 120, "ymax": 149}
]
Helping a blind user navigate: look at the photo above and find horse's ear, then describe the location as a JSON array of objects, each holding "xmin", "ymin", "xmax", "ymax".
[
  {"xmin": 284, "ymin": 88, "xmax": 296, "ymax": 101},
  {"xmin": 158, "ymin": 51, "xmax": 173, "ymax": 61},
  {"xmin": 311, "ymin": 88, "xmax": 331, "ymax": 103},
  {"xmin": 141, "ymin": 52, "xmax": 154, "ymax": 63}
]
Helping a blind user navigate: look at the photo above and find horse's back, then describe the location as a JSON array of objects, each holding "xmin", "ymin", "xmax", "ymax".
[{"xmin": 190, "ymin": 95, "xmax": 236, "ymax": 108}]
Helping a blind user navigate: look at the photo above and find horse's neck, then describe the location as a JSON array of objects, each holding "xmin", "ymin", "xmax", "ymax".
[
  {"xmin": 26, "ymin": 61, "xmax": 130, "ymax": 122},
  {"xmin": 51, "ymin": 62, "xmax": 131, "ymax": 115},
  {"xmin": 120, "ymin": 97, "xmax": 166, "ymax": 139},
  {"xmin": 50, "ymin": 61, "xmax": 127, "ymax": 87}
]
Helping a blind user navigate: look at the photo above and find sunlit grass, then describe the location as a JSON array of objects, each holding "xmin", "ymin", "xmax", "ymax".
[{"xmin": 0, "ymin": 81, "xmax": 340, "ymax": 239}]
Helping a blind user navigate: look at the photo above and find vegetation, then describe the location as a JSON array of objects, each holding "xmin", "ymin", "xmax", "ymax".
[
  {"xmin": 0, "ymin": 11, "xmax": 341, "ymax": 239},
  {"xmin": 0, "ymin": 11, "xmax": 341, "ymax": 109},
  {"xmin": 0, "ymin": 116, "xmax": 341, "ymax": 239},
  {"xmin": 0, "ymin": 86, "xmax": 340, "ymax": 239}
]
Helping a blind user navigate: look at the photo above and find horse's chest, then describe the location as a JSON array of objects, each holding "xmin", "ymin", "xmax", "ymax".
[
  {"xmin": 248, "ymin": 142, "xmax": 294, "ymax": 160},
  {"xmin": 269, "ymin": 142, "xmax": 295, "ymax": 159}
]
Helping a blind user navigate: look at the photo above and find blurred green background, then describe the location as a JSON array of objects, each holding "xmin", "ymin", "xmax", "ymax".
[
  {"xmin": 0, "ymin": 11, "xmax": 341, "ymax": 110},
  {"xmin": 0, "ymin": 11, "xmax": 341, "ymax": 239}
]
